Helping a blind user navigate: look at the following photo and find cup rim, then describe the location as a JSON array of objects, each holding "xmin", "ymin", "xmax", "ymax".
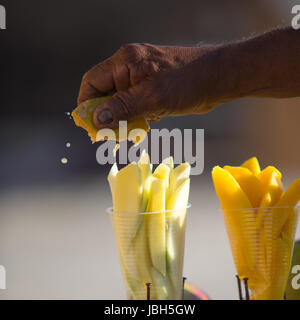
[
  {"xmin": 106, "ymin": 203, "xmax": 191, "ymax": 215},
  {"xmin": 220, "ymin": 205, "xmax": 300, "ymax": 213}
]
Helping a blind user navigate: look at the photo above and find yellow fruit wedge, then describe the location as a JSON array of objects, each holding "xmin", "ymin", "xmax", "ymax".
[
  {"xmin": 272, "ymin": 178, "xmax": 300, "ymax": 238},
  {"xmin": 166, "ymin": 178, "xmax": 190, "ymax": 292},
  {"xmin": 153, "ymin": 163, "xmax": 170, "ymax": 189},
  {"xmin": 107, "ymin": 163, "xmax": 118, "ymax": 193},
  {"xmin": 146, "ymin": 178, "xmax": 166, "ymax": 276},
  {"xmin": 256, "ymin": 169, "xmax": 284, "ymax": 230},
  {"xmin": 223, "ymin": 166, "xmax": 263, "ymax": 208},
  {"xmin": 253, "ymin": 238, "xmax": 291, "ymax": 300},
  {"xmin": 133, "ymin": 217, "xmax": 152, "ymax": 289},
  {"xmin": 150, "ymin": 267, "xmax": 173, "ymax": 300},
  {"xmin": 72, "ymin": 97, "xmax": 150, "ymax": 143},
  {"xmin": 112, "ymin": 163, "xmax": 143, "ymax": 255},
  {"xmin": 167, "ymin": 178, "xmax": 190, "ymax": 216},
  {"xmin": 212, "ymin": 166, "xmax": 255, "ymax": 278},
  {"xmin": 117, "ymin": 251, "xmax": 144, "ymax": 300},
  {"xmin": 241, "ymin": 157, "xmax": 261, "ymax": 176},
  {"xmin": 168, "ymin": 163, "xmax": 191, "ymax": 200},
  {"xmin": 138, "ymin": 151, "xmax": 153, "ymax": 212},
  {"xmin": 281, "ymin": 207, "xmax": 298, "ymax": 248},
  {"xmin": 258, "ymin": 166, "xmax": 282, "ymax": 188},
  {"xmin": 162, "ymin": 156, "xmax": 174, "ymax": 169},
  {"xmin": 212, "ymin": 166, "xmax": 252, "ymax": 210},
  {"xmin": 112, "ymin": 162, "xmax": 143, "ymax": 213}
]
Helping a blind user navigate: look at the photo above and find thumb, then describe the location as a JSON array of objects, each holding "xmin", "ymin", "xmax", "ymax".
[{"xmin": 93, "ymin": 89, "xmax": 140, "ymax": 129}]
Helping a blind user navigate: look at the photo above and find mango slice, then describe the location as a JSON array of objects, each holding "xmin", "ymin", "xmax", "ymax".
[
  {"xmin": 241, "ymin": 157, "xmax": 261, "ymax": 176},
  {"xmin": 212, "ymin": 166, "xmax": 255, "ymax": 278},
  {"xmin": 168, "ymin": 163, "xmax": 191, "ymax": 200},
  {"xmin": 153, "ymin": 163, "xmax": 171, "ymax": 189},
  {"xmin": 138, "ymin": 150, "xmax": 153, "ymax": 212},
  {"xmin": 166, "ymin": 178, "xmax": 190, "ymax": 291},
  {"xmin": 72, "ymin": 97, "xmax": 150, "ymax": 143},
  {"xmin": 256, "ymin": 168, "xmax": 284, "ymax": 229},
  {"xmin": 224, "ymin": 166, "xmax": 263, "ymax": 208},
  {"xmin": 146, "ymin": 178, "xmax": 166, "ymax": 277},
  {"xmin": 162, "ymin": 156, "xmax": 174, "ymax": 169}
]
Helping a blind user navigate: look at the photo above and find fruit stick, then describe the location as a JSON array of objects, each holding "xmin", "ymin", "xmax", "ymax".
[
  {"xmin": 241, "ymin": 157, "xmax": 261, "ymax": 176},
  {"xmin": 146, "ymin": 177, "xmax": 167, "ymax": 277}
]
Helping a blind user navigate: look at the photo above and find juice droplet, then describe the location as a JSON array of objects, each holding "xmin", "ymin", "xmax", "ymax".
[
  {"xmin": 66, "ymin": 143, "xmax": 71, "ymax": 148},
  {"xmin": 61, "ymin": 157, "xmax": 68, "ymax": 164},
  {"xmin": 65, "ymin": 112, "xmax": 71, "ymax": 116}
]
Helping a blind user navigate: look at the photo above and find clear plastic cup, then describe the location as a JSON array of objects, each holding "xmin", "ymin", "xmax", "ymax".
[
  {"xmin": 107, "ymin": 205, "xmax": 190, "ymax": 300},
  {"xmin": 222, "ymin": 206, "xmax": 299, "ymax": 300}
]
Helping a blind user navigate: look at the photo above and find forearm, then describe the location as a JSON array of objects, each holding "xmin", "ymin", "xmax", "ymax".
[{"xmin": 214, "ymin": 27, "xmax": 300, "ymax": 104}]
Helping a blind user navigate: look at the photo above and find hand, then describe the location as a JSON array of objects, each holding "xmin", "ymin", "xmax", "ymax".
[{"xmin": 77, "ymin": 43, "xmax": 222, "ymax": 129}]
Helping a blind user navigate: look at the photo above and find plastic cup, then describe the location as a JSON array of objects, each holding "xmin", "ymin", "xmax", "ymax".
[
  {"xmin": 107, "ymin": 205, "xmax": 190, "ymax": 300},
  {"xmin": 222, "ymin": 206, "xmax": 299, "ymax": 300}
]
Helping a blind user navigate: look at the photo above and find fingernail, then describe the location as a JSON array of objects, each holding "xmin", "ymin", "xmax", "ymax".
[{"xmin": 98, "ymin": 109, "xmax": 113, "ymax": 124}]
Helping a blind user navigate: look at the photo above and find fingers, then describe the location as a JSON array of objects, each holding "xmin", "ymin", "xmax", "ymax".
[
  {"xmin": 113, "ymin": 64, "xmax": 130, "ymax": 91},
  {"xmin": 93, "ymin": 90, "xmax": 138, "ymax": 129},
  {"xmin": 77, "ymin": 59, "xmax": 115, "ymax": 105}
]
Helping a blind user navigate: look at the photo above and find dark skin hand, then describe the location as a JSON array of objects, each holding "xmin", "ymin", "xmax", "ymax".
[{"xmin": 77, "ymin": 27, "xmax": 300, "ymax": 130}]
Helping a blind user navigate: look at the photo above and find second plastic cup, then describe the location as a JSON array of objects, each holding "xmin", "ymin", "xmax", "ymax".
[
  {"xmin": 222, "ymin": 206, "xmax": 299, "ymax": 300},
  {"xmin": 108, "ymin": 205, "xmax": 190, "ymax": 300}
]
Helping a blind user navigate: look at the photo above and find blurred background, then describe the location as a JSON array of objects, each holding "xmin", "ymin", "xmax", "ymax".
[{"xmin": 1, "ymin": 0, "xmax": 300, "ymax": 299}]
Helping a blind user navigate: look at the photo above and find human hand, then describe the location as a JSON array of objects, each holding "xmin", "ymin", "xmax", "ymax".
[{"xmin": 77, "ymin": 43, "xmax": 222, "ymax": 129}]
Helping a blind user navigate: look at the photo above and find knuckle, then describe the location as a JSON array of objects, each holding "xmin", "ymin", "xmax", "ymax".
[{"xmin": 119, "ymin": 43, "xmax": 146, "ymax": 60}]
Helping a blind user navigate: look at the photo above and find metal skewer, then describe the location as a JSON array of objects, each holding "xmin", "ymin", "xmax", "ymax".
[
  {"xmin": 182, "ymin": 277, "xmax": 187, "ymax": 300},
  {"xmin": 236, "ymin": 275, "xmax": 243, "ymax": 300},
  {"xmin": 146, "ymin": 282, "xmax": 152, "ymax": 300},
  {"xmin": 243, "ymin": 278, "xmax": 250, "ymax": 300}
]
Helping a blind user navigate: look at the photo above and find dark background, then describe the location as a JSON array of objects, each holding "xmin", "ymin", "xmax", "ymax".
[{"xmin": 0, "ymin": 0, "xmax": 299, "ymax": 299}]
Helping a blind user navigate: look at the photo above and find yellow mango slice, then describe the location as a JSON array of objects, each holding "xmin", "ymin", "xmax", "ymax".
[
  {"xmin": 212, "ymin": 166, "xmax": 252, "ymax": 210},
  {"xmin": 258, "ymin": 166, "xmax": 282, "ymax": 188},
  {"xmin": 112, "ymin": 162, "xmax": 143, "ymax": 213},
  {"xmin": 107, "ymin": 163, "xmax": 118, "ymax": 193},
  {"xmin": 72, "ymin": 97, "xmax": 149, "ymax": 142},
  {"xmin": 281, "ymin": 207, "xmax": 298, "ymax": 248},
  {"xmin": 212, "ymin": 166, "xmax": 255, "ymax": 278},
  {"xmin": 162, "ymin": 156, "xmax": 174, "ymax": 169},
  {"xmin": 256, "ymin": 169, "xmax": 284, "ymax": 230},
  {"xmin": 272, "ymin": 178, "xmax": 300, "ymax": 238},
  {"xmin": 241, "ymin": 157, "xmax": 261, "ymax": 176},
  {"xmin": 166, "ymin": 178, "xmax": 190, "ymax": 292},
  {"xmin": 224, "ymin": 166, "xmax": 263, "ymax": 208},
  {"xmin": 138, "ymin": 151, "xmax": 152, "ymax": 212},
  {"xmin": 111, "ymin": 162, "xmax": 143, "ymax": 255},
  {"xmin": 146, "ymin": 178, "xmax": 166, "ymax": 276},
  {"xmin": 133, "ymin": 218, "xmax": 152, "ymax": 289},
  {"xmin": 253, "ymin": 238, "xmax": 291, "ymax": 300},
  {"xmin": 168, "ymin": 163, "xmax": 190, "ymax": 200},
  {"xmin": 153, "ymin": 163, "xmax": 170, "ymax": 189}
]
